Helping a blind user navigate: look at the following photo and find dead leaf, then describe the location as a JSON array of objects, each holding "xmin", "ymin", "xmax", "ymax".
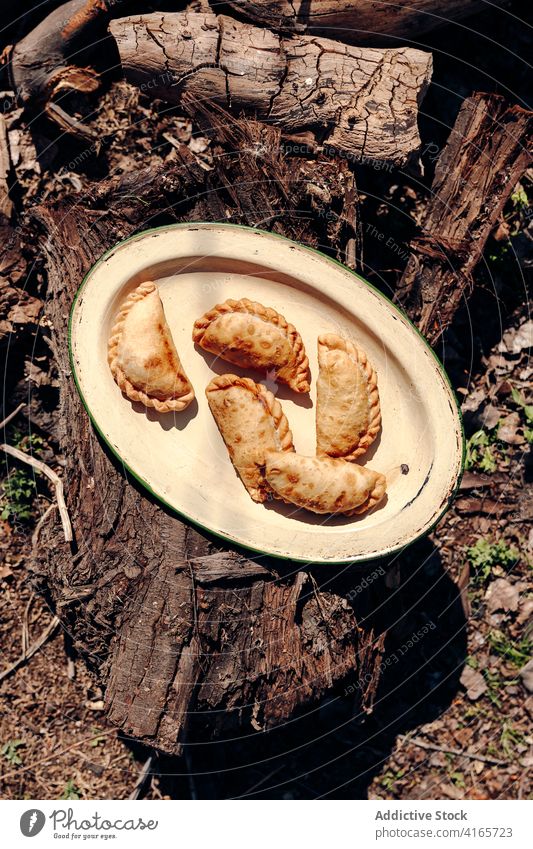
[
  {"xmin": 517, "ymin": 598, "xmax": 533, "ymax": 625},
  {"xmin": 481, "ymin": 404, "xmax": 502, "ymax": 429},
  {"xmin": 0, "ymin": 564, "xmax": 13, "ymax": 579},
  {"xmin": 519, "ymin": 659, "xmax": 533, "ymax": 694},
  {"xmin": 498, "ymin": 320, "xmax": 533, "ymax": 355},
  {"xmin": 461, "ymin": 387, "xmax": 486, "ymax": 414},
  {"xmin": 498, "ymin": 412, "xmax": 526, "ymax": 445},
  {"xmin": 485, "ymin": 578, "xmax": 519, "ymax": 613},
  {"xmin": 460, "ymin": 666, "xmax": 487, "ymax": 700}
]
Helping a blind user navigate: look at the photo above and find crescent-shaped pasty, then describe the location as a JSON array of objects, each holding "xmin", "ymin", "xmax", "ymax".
[
  {"xmin": 265, "ymin": 452, "xmax": 386, "ymax": 516},
  {"xmin": 316, "ymin": 334, "xmax": 381, "ymax": 460},
  {"xmin": 193, "ymin": 298, "xmax": 310, "ymax": 393},
  {"xmin": 205, "ymin": 374, "xmax": 294, "ymax": 501},
  {"xmin": 108, "ymin": 281, "xmax": 194, "ymax": 412},
  {"xmin": 206, "ymin": 374, "xmax": 294, "ymax": 502}
]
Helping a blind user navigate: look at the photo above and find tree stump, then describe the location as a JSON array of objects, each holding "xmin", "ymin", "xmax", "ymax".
[{"xmin": 32, "ymin": 123, "xmax": 387, "ymax": 755}]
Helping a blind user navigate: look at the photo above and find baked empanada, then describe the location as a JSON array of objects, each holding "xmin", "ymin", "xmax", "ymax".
[
  {"xmin": 108, "ymin": 281, "xmax": 194, "ymax": 412},
  {"xmin": 193, "ymin": 298, "xmax": 310, "ymax": 393},
  {"xmin": 206, "ymin": 374, "xmax": 294, "ymax": 502},
  {"xmin": 265, "ymin": 452, "xmax": 386, "ymax": 516},
  {"xmin": 316, "ymin": 334, "xmax": 380, "ymax": 460}
]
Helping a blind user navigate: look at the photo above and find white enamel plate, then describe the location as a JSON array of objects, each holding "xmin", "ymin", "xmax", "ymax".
[{"xmin": 69, "ymin": 223, "xmax": 464, "ymax": 564}]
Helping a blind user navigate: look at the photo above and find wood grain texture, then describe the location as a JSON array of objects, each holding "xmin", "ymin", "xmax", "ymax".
[
  {"xmin": 395, "ymin": 93, "xmax": 533, "ymax": 343},
  {"xmin": 110, "ymin": 11, "xmax": 432, "ymax": 165},
  {"xmin": 223, "ymin": 1, "xmax": 511, "ymax": 44},
  {"xmin": 31, "ymin": 130, "xmax": 384, "ymax": 755}
]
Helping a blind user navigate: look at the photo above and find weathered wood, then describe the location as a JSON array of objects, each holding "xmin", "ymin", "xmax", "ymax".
[
  {"xmin": 0, "ymin": 120, "xmax": 40, "ymax": 346},
  {"xmin": 8, "ymin": 0, "xmax": 131, "ymax": 136},
  {"xmin": 110, "ymin": 11, "xmax": 432, "ymax": 165},
  {"xmin": 0, "ymin": 229, "xmax": 40, "ymax": 348},
  {"xmin": 224, "ymin": 1, "xmax": 511, "ymax": 45},
  {"xmin": 395, "ymin": 93, "xmax": 533, "ymax": 345},
  {"xmin": 0, "ymin": 115, "xmax": 13, "ymax": 222},
  {"xmin": 32, "ymin": 123, "xmax": 385, "ymax": 755}
]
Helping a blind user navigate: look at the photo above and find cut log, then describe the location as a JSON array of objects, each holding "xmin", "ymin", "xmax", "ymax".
[
  {"xmin": 223, "ymin": 1, "xmax": 511, "ymax": 45},
  {"xmin": 110, "ymin": 11, "xmax": 432, "ymax": 165},
  {"xmin": 32, "ymin": 122, "xmax": 385, "ymax": 755},
  {"xmin": 395, "ymin": 93, "xmax": 533, "ymax": 344}
]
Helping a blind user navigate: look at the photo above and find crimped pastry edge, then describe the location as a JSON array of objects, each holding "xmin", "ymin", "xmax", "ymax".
[
  {"xmin": 317, "ymin": 332, "xmax": 381, "ymax": 460},
  {"xmin": 108, "ymin": 281, "xmax": 194, "ymax": 413},
  {"xmin": 264, "ymin": 451, "xmax": 387, "ymax": 517},
  {"xmin": 193, "ymin": 297, "xmax": 310, "ymax": 393},
  {"xmin": 205, "ymin": 373, "xmax": 294, "ymax": 453},
  {"xmin": 344, "ymin": 470, "xmax": 387, "ymax": 516}
]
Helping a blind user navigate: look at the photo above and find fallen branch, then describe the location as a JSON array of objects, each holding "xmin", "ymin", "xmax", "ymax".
[
  {"xmin": 0, "ymin": 402, "xmax": 25, "ymax": 430},
  {"xmin": 398, "ymin": 733, "xmax": 509, "ymax": 767},
  {"xmin": 7, "ymin": 0, "xmax": 131, "ymax": 137},
  {"xmin": 224, "ymin": 1, "xmax": 511, "ymax": 45},
  {"xmin": 395, "ymin": 92, "xmax": 533, "ymax": 344},
  {"xmin": 110, "ymin": 11, "xmax": 432, "ymax": 165},
  {"xmin": 0, "ymin": 615, "xmax": 60, "ymax": 685},
  {"xmin": 1, "ymin": 443, "xmax": 73, "ymax": 542}
]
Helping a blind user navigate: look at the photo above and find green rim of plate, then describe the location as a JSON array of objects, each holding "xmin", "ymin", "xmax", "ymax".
[{"xmin": 68, "ymin": 221, "xmax": 466, "ymax": 566}]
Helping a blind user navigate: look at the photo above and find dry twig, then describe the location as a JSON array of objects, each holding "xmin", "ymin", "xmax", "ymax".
[
  {"xmin": 0, "ymin": 615, "xmax": 60, "ymax": 685},
  {"xmin": 0, "ymin": 403, "xmax": 25, "ymax": 431},
  {"xmin": 0, "ymin": 727, "xmax": 117, "ymax": 782},
  {"xmin": 398, "ymin": 734, "xmax": 509, "ymax": 767},
  {"xmin": 1, "ymin": 443, "xmax": 72, "ymax": 542}
]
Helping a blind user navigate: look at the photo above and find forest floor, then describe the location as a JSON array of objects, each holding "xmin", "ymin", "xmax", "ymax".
[{"xmin": 0, "ymin": 2, "xmax": 531, "ymax": 800}]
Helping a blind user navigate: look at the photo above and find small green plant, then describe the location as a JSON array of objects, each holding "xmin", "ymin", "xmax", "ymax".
[
  {"xmin": 1, "ymin": 739, "xmax": 24, "ymax": 766},
  {"xmin": 380, "ymin": 768, "xmax": 405, "ymax": 792},
  {"xmin": 511, "ymin": 386, "xmax": 533, "ymax": 444},
  {"xmin": 488, "ymin": 630, "xmax": 532, "ymax": 669},
  {"xmin": 500, "ymin": 722, "xmax": 526, "ymax": 759},
  {"xmin": 465, "ymin": 430, "xmax": 499, "ymax": 473},
  {"xmin": 1, "ymin": 468, "xmax": 37, "ymax": 522},
  {"xmin": 1, "ymin": 433, "xmax": 44, "ymax": 523},
  {"xmin": 482, "ymin": 669, "xmax": 503, "ymax": 708},
  {"xmin": 61, "ymin": 779, "xmax": 82, "ymax": 800},
  {"xmin": 450, "ymin": 771, "xmax": 466, "ymax": 789},
  {"xmin": 511, "ymin": 185, "xmax": 529, "ymax": 210},
  {"xmin": 466, "ymin": 538, "xmax": 519, "ymax": 583},
  {"xmin": 89, "ymin": 727, "xmax": 105, "ymax": 748}
]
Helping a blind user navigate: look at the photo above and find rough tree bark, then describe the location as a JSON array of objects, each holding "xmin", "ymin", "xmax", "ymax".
[
  {"xmin": 395, "ymin": 93, "xmax": 533, "ymax": 344},
  {"xmin": 0, "ymin": 114, "xmax": 40, "ymax": 348},
  {"xmin": 223, "ymin": 0, "xmax": 511, "ymax": 45},
  {"xmin": 32, "ymin": 125, "xmax": 386, "ymax": 755},
  {"xmin": 7, "ymin": 0, "xmax": 132, "ymax": 137},
  {"xmin": 110, "ymin": 11, "xmax": 432, "ymax": 165}
]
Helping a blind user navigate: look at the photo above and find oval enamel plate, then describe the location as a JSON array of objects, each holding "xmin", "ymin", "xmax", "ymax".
[{"xmin": 69, "ymin": 223, "xmax": 464, "ymax": 564}]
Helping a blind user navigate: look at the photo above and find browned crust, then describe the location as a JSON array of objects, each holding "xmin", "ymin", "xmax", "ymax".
[
  {"xmin": 344, "ymin": 471, "xmax": 387, "ymax": 516},
  {"xmin": 193, "ymin": 297, "xmax": 310, "ymax": 393},
  {"xmin": 205, "ymin": 373, "xmax": 294, "ymax": 453},
  {"xmin": 108, "ymin": 281, "xmax": 194, "ymax": 413},
  {"xmin": 317, "ymin": 333, "xmax": 381, "ymax": 460}
]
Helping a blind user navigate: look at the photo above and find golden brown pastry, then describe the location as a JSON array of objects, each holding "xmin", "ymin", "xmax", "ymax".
[
  {"xmin": 108, "ymin": 281, "xmax": 194, "ymax": 412},
  {"xmin": 265, "ymin": 452, "xmax": 386, "ymax": 516},
  {"xmin": 316, "ymin": 333, "xmax": 380, "ymax": 460},
  {"xmin": 193, "ymin": 298, "xmax": 310, "ymax": 393},
  {"xmin": 206, "ymin": 374, "xmax": 294, "ymax": 502}
]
